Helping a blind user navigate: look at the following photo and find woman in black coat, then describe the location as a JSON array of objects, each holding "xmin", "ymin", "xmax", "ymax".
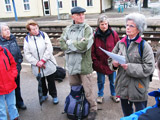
[{"xmin": 0, "ymin": 23, "xmax": 27, "ymax": 110}]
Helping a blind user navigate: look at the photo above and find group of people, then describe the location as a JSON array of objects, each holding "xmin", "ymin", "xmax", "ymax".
[
  {"xmin": 60, "ymin": 6, "xmax": 155, "ymax": 120},
  {"xmin": 0, "ymin": 6, "xmax": 156, "ymax": 120}
]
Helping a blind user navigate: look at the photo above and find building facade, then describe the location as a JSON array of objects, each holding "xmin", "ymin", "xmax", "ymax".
[{"xmin": 0, "ymin": 0, "xmax": 112, "ymax": 18}]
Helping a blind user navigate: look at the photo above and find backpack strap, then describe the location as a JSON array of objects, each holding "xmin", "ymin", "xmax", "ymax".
[
  {"xmin": 39, "ymin": 31, "xmax": 45, "ymax": 39},
  {"xmin": 139, "ymin": 39, "xmax": 145, "ymax": 58},
  {"xmin": 111, "ymin": 30, "xmax": 116, "ymax": 46},
  {"xmin": 138, "ymin": 40, "xmax": 153, "ymax": 82},
  {"xmin": 3, "ymin": 47, "xmax": 11, "ymax": 65},
  {"xmin": 25, "ymin": 33, "xmax": 30, "ymax": 43},
  {"xmin": 25, "ymin": 31, "xmax": 45, "ymax": 43}
]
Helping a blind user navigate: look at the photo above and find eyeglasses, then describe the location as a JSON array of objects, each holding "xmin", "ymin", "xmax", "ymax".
[{"xmin": 126, "ymin": 24, "xmax": 136, "ymax": 28}]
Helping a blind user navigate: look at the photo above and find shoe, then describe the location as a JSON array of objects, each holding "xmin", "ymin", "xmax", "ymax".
[
  {"xmin": 14, "ymin": 117, "xmax": 20, "ymax": 120},
  {"xmin": 53, "ymin": 97, "xmax": 59, "ymax": 104},
  {"xmin": 16, "ymin": 104, "xmax": 27, "ymax": 110},
  {"xmin": 88, "ymin": 111, "xmax": 97, "ymax": 120},
  {"xmin": 110, "ymin": 96, "xmax": 120, "ymax": 103},
  {"xmin": 97, "ymin": 96, "xmax": 104, "ymax": 104},
  {"xmin": 41, "ymin": 95, "xmax": 48, "ymax": 102}
]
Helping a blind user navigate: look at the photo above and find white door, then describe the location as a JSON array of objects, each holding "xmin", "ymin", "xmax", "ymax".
[{"xmin": 43, "ymin": 0, "xmax": 50, "ymax": 16}]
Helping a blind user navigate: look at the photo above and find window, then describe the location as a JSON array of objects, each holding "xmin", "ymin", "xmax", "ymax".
[
  {"xmin": 23, "ymin": 0, "xmax": 30, "ymax": 11},
  {"xmin": 72, "ymin": 0, "xmax": 77, "ymax": 7},
  {"xmin": 5, "ymin": 0, "xmax": 12, "ymax": 12},
  {"xmin": 87, "ymin": 0, "xmax": 93, "ymax": 6},
  {"xmin": 58, "ymin": 0, "xmax": 63, "ymax": 8}
]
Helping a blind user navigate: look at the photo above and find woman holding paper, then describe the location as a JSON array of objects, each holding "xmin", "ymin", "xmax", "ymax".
[
  {"xmin": 91, "ymin": 15, "xmax": 120, "ymax": 104},
  {"xmin": 108, "ymin": 13, "xmax": 155, "ymax": 117}
]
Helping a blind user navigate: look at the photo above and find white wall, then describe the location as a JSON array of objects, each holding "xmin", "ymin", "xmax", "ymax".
[
  {"xmin": 102, "ymin": 0, "xmax": 111, "ymax": 12},
  {"xmin": 0, "ymin": 0, "xmax": 43, "ymax": 18},
  {"xmin": 0, "ymin": 0, "xmax": 105, "ymax": 18},
  {"xmin": 50, "ymin": 0, "xmax": 101, "ymax": 15}
]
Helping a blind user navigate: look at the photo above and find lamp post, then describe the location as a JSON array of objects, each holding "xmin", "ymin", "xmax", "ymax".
[{"xmin": 12, "ymin": 0, "xmax": 18, "ymax": 21}]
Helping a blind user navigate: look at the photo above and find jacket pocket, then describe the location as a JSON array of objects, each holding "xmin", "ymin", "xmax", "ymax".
[
  {"xmin": 134, "ymin": 79, "xmax": 146, "ymax": 100},
  {"xmin": 135, "ymin": 79, "xmax": 146, "ymax": 94}
]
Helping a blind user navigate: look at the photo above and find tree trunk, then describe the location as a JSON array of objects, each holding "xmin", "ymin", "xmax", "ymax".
[{"xmin": 143, "ymin": 0, "xmax": 148, "ymax": 8}]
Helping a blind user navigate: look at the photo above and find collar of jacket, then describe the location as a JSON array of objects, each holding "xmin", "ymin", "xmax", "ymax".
[
  {"xmin": 94, "ymin": 27, "xmax": 112, "ymax": 42},
  {"xmin": 120, "ymin": 34, "xmax": 142, "ymax": 47},
  {"xmin": 27, "ymin": 31, "xmax": 42, "ymax": 37},
  {"xmin": 0, "ymin": 34, "xmax": 15, "ymax": 42},
  {"xmin": 95, "ymin": 27, "xmax": 111, "ymax": 36},
  {"xmin": 70, "ymin": 23, "xmax": 85, "ymax": 29}
]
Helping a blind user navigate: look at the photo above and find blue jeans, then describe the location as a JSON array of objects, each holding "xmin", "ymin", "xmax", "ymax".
[
  {"xmin": 0, "ymin": 90, "xmax": 19, "ymax": 120},
  {"xmin": 97, "ymin": 72, "xmax": 116, "ymax": 97},
  {"xmin": 121, "ymin": 99, "xmax": 147, "ymax": 117}
]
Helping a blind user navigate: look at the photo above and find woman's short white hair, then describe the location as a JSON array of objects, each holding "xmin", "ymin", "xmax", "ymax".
[
  {"xmin": 97, "ymin": 15, "xmax": 109, "ymax": 26},
  {"xmin": 0, "ymin": 23, "xmax": 8, "ymax": 35},
  {"xmin": 125, "ymin": 13, "xmax": 147, "ymax": 35}
]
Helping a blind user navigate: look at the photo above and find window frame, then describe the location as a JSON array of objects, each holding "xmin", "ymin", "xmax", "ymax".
[
  {"xmin": 87, "ymin": 0, "xmax": 93, "ymax": 7},
  {"xmin": 23, "ymin": 0, "xmax": 30, "ymax": 11},
  {"xmin": 58, "ymin": 0, "xmax": 63, "ymax": 9},
  {"xmin": 4, "ymin": 0, "xmax": 12, "ymax": 12},
  {"xmin": 71, "ymin": 0, "xmax": 77, "ymax": 8}
]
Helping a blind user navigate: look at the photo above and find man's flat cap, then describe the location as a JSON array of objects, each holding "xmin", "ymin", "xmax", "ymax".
[{"xmin": 71, "ymin": 7, "xmax": 86, "ymax": 14}]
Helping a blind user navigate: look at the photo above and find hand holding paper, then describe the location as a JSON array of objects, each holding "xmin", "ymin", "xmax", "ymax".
[{"xmin": 99, "ymin": 47, "xmax": 126, "ymax": 64}]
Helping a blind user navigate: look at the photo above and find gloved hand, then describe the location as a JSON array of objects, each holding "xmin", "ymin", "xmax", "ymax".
[
  {"xmin": 36, "ymin": 61, "xmax": 44, "ymax": 68},
  {"xmin": 66, "ymin": 40, "xmax": 72, "ymax": 45},
  {"xmin": 36, "ymin": 59, "xmax": 46, "ymax": 69}
]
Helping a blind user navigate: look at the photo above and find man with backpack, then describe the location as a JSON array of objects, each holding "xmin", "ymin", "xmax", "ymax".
[
  {"xmin": 59, "ymin": 6, "xmax": 97, "ymax": 120},
  {"xmin": 108, "ymin": 13, "xmax": 155, "ymax": 117}
]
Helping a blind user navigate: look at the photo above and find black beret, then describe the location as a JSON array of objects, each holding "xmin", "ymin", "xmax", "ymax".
[{"xmin": 71, "ymin": 6, "xmax": 86, "ymax": 14}]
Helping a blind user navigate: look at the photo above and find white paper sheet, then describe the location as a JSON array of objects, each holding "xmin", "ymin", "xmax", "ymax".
[{"xmin": 99, "ymin": 47, "xmax": 126, "ymax": 64}]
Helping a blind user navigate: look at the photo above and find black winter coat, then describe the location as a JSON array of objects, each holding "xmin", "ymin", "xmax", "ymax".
[{"xmin": 0, "ymin": 34, "xmax": 23, "ymax": 74}]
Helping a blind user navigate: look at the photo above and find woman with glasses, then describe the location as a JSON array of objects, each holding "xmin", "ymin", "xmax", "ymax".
[{"xmin": 108, "ymin": 13, "xmax": 155, "ymax": 117}]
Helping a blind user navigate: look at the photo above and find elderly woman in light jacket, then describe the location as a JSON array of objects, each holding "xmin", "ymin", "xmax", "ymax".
[
  {"xmin": 24, "ymin": 20, "xmax": 59, "ymax": 104},
  {"xmin": 108, "ymin": 13, "xmax": 155, "ymax": 117}
]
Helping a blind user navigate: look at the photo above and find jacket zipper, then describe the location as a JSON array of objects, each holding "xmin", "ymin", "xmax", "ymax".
[{"xmin": 34, "ymin": 37, "xmax": 45, "ymax": 77}]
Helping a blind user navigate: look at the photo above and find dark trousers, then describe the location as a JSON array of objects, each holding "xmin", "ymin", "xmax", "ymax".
[
  {"xmin": 41, "ymin": 73, "xmax": 57, "ymax": 98},
  {"xmin": 15, "ymin": 74, "xmax": 24, "ymax": 106},
  {"xmin": 121, "ymin": 99, "xmax": 147, "ymax": 117}
]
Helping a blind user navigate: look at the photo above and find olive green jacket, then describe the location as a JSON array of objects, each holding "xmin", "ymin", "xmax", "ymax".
[{"xmin": 59, "ymin": 23, "xmax": 93, "ymax": 75}]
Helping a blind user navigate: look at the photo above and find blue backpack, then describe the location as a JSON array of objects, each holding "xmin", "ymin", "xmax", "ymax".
[{"xmin": 64, "ymin": 85, "xmax": 90, "ymax": 120}]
